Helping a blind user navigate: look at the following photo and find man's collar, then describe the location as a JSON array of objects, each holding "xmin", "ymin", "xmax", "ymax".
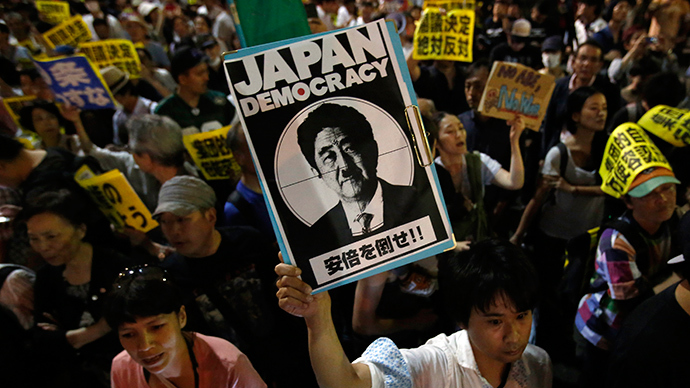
[
  {"xmin": 341, "ymin": 180, "xmax": 384, "ymax": 236},
  {"xmin": 569, "ymin": 73, "xmax": 596, "ymax": 90}
]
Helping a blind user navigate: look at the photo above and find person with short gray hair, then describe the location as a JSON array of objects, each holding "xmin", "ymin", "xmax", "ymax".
[{"xmin": 127, "ymin": 114, "xmax": 185, "ymax": 171}]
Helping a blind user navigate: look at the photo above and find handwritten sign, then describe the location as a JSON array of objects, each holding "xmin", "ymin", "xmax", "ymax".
[
  {"xmin": 637, "ymin": 105, "xmax": 690, "ymax": 147},
  {"xmin": 33, "ymin": 55, "xmax": 116, "ymax": 110},
  {"xmin": 79, "ymin": 40, "xmax": 142, "ymax": 79},
  {"xmin": 75, "ymin": 169, "xmax": 158, "ymax": 232},
  {"xmin": 183, "ymin": 126, "xmax": 241, "ymax": 181},
  {"xmin": 478, "ymin": 61, "xmax": 555, "ymax": 130},
  {"xmin": 36, "ymin": 1, "xmax": 71, "ymax": 25},
  {"xmin": 42, "ymin": 14, "xmax": 92, "ymax": 49},
  {"xmin": 599, "ymin": 123, "xmax": 672, "ymax": 198},
  {"xmin": 413, "ymin": 5, "xmax": 474, "ymax": 62}
]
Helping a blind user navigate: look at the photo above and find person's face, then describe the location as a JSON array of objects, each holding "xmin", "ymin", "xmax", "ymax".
[
  {"xmin": 531, "ymin": 7, "xmax": 546, "ymax": 23},
  {"xmin": 612, "ymin": 1, "xmax": 630, "ymax": 22},
  {"xmin": 464, "ymin": 294, "xmax": 532, "ymax": 369},
  {"xmin": 179, "ymin": 63, "xmax": 209, "ymax": 96},
  {"xmin": 31, "ymin": 108, "xmax": 60, "ymax": 139},
  {"xmin": 312, "ymin": 127, "xmax": 378, "ymax": 203},
  {"xmin": 436, "ymin": 114, "xmax": 467, "ymax": 156},
  {"xmin": 117, "ymin": 310, "xmax": 188, "ymax": 377},
  {"xmin": 627, "ymin": 183, "xmax": 677, "ymax": 225},
  {"xmin": 94, "ymin": 24, "xmax": 110, "ymax": 40},
  {"xmin": 322, "ymin": 0, "xmax": 339, "ymax": 13},
  {"xmin": 173, "ymin": 17, "xmax": 190, "ymax": 37},
  {"xmin": 125, "ymin": 22, "xmax": 147, "ymax": 42},
  {"xmin": 159, "ymin": 210, "xmax": 216, "ymax": 258},
  {"xmin": 573, "ymin": 45, "xmax": 602, "ymax": 80},
  {"xmin": 493, "ymin": 2, "xmax": 508, "ymax": 20},
  {"xmin": 194, "ymin": 16, "xmax": 210, "ymax": 34},
  {"xmin": 509, "ymin": 38, "xmax": 526, "ymax": 52},
  {"xmin": 26, "ymin": 212, "xmax": 85, "ymax": 266},
  {"xmin": 465, "ymin": 68, "xmax": 489, "ymax": 110},
  {"xmin": 576, "ymin": 3, "xmax": 596, "ymax": 22},
  {"xmin": 573, "ymin": 93, "xmax": 607, "ymax": 132}
]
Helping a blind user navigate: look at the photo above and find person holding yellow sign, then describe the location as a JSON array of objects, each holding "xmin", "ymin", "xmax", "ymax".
[{"xmin": 574, "ymin": 123, "xmax": 681, "ymax": 388}]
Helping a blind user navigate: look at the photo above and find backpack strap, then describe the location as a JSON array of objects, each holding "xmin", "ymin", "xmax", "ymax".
[
  {"xmin": 465, "ymin": 151, "xmax": 485, "ymax": 204},
  {"xmin": 556, "ymin": 142, "xmax": 568, "ymax": 178}
]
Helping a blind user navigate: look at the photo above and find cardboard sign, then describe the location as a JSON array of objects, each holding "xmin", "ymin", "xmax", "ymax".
[
  {"xmin": 36, "ymin": 1, "xmax": 71, "ymax": 25},
  {"xmin": 79, "ymin": 39, "xmax": 142, "ymax": 79},
  {"xmin": 413, "ymin": 5, "xmax": 474, "ymax": 62},
  {"xmin": 75, "ymin": 169, "xmax": 158, "ymax": 232},
  {"xmin": 637, "ymin": 105, "xmax": 690, "ymax": 147},
  {"xmin": 33, "ymin": 55, "xmax": 116, "ymax": 110},
  {"xmin": 42, "ymin": 14, "xmax": 92, "ymax": 49},
  {"xmin": 599, "ymin": 123, "xmax": 672, "ymax": 198},
  {"xmin": 183, "ymin": 126, "xmax": 241, "ymax": 180},
  {"xmin": 478, "ymin": 61, "xmax": 555, "ymax": 130},
  {"xmin": 224, "ymin": 20, "xmax": 454, "ymax": 293}
]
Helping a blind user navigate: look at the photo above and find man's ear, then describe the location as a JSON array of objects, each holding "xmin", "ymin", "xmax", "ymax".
[
  {"xmin": 621, "ymin": 194, "xmax": 634, "ymax": 210},
  {"xmin": 204, "ymin": 207, "xmax": 217, "ymax": 225},
  {"xmin": 133, "ymin": 152, "xmax": 153, "ymax": 170}
]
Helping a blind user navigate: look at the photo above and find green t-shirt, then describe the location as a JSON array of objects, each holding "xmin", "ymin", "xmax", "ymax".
[{"xmin": 155, "ymin": 90, "xmax": 235, "ymax": 133}]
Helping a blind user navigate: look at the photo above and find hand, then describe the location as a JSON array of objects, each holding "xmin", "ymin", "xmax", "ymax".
[
  {"xmin": 509, "ymin": 233, "xmax": 522, "ymax": 246},
  {"xmin": 59, "ymin": 104, "xmax": 81, "ymax": 123},
  {"xmin": 454, "ymin": 240, "xmax": 471, "ymax": 252},
  {"xmin": 629, "ymin": 33, "xmax": 648, "ymax": 59},
  {"xmin": 38, "ymin": 312, "xmax": 60, "ymax": 331},
  {"xmin": 275, "ymin": 262, "xmax": 329, "ymax": 319},
  {"xmin": 507, "ymin": 114, "xmax": 525, "ymax": 143},
  {"xmin": 543, "ymin": 175, "xmax": 574, "ymax": 193}
]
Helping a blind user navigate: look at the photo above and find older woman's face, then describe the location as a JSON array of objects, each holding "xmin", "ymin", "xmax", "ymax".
[
  {"xmin": 31, "ymin": 107, "xmax": 60, "ymax": 139},
  {"xmin": 26, "ymin": 212, "xmax": 85, "ymax": 267}
]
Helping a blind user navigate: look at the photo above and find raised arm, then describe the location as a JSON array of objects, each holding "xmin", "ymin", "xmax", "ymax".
[
  {"xmin": 492, "ymin": 115, "xmax": 525, "ymax": 190},
  {"xmin": 275, "ymin": 263, "xmax": 372, "ymax": 388}
]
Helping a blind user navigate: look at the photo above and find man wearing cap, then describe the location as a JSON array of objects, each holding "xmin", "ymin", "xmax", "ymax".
[
  {"xmin": 155, "ymin": 47, "xmax": 236, "ymax": 134},
  {"xmin": 575, "ymin": 166, "xmax": 680, "ymax": 386},
  {"xmin": 101, "ymin": 66, "xmax": 158, "ymax": 146},
  {"xmin": 607, "ymin": 211, "xmax": 690, "ymax": 388},
  {"xmin": 156, "ymin": 175, "xmax": 317, "ymax": 388},
  {"xmin": 489, "ymin": 19, "xmax": 543, "ymax": 70}
]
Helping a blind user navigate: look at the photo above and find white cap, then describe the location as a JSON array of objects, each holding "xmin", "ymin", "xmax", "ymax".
[{"xmin": 511, "ymin": 19, "xmax": 531, "ymax": 38}]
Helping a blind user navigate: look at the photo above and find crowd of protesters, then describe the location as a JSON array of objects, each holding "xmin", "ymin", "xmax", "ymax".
[{"xmin": 1, "ymin": 0, "xmax": 690, "ymax": 387}]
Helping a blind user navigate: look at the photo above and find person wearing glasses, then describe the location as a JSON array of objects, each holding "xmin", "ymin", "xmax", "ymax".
[
  {"xmin": 20, "ymin": 189, "xmax": 135, "ymax": 388},
  {"xmin": 104, "ymin": 265, "xmax": 266, "ymax": 388}
]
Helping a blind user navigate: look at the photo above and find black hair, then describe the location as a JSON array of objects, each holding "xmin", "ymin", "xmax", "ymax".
[
  {"xmin": 18, "ymin": 100, "xmax": 70, "ymax": 133},
  {"xmin": 577, "ymin": 39, "xmax": 604, "ymax": 61},
  {"xmin": 642, "ymin": 72, "xmax": 685, "ymax": 109},
  {"xmin": 103, "ymin": 267, "xmax": 184, "ymax": 329},
  {"xmin": 439, "ymin": 239, "xmax": 539, "ymax": 326},
  {"xmin": 18, "ymin": 189, "xmax": 87, "ymax": 228},
  {"xmin": 92, "ymin": 17, "xmax": 108, "ymax": 28},
  {"xmin": 580, "ymin": 0, "xmax": 604, "ymax": 16},
  {"xmin": 0, "ymin": 134, "xmax": 24, "ymax": 162},
  {"xmin": 566, "ymin": 86, "xmax": 605, "ymax": 134},
  {"xmin": 194, "ymin": 14, "xmax": 213, "ymax": 31},
  {"xmin": 535, "ymin": 0, "xmax": 550, "ymax": 15},
  {"xmin": 465, "ymin": 59, "xmax": 491, "ymax": 79},
  {"xmin": 114, "ymin": 79, "xmax": 138, "ymax": 97},
  {"xmin": 0, "ymin": 23, "xmax": 10, "ymax": 34},
  {"xmin": 429, "ymin": 111, "xmax": 452, "ymax": 142},
  {"xmin": 296, "ymin": 103, "xmax": 377, "ymax": 170}
]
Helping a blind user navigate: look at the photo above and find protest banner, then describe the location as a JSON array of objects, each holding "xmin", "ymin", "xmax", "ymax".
[
  {"xmin": 477, "ymin": 61, "xmax": 555, "ymax": 130},
  {"xmin": 599, "ymin": 123, "xmax": 672, "ymax": 198},
  {"xmin": 42, "ymin": 14, "xmax": 92, "ymax": 49},
  {"xmin": 183, "ymin": 126, "xmax": 241, "ymax": 180},
  {"xmin": 637, "ymin": 105, "xmax": 690, "ymax": 147},
  {"xmin": 79, "ymin": 39, "xmax": 142, "ymax": 79},
  {"xmin": 413, "ymin": 1, "xmax": 475, "ymax": 62},
  {"xmin": 75, "ymin": 169, "xmax": 158, "ymax": 233},
  {"xmin": 33, "ymin": 54, "xmax": 116, "ymax": 110},
  {"xmin": 2, "ymin": 96, "xmax": 37, "ymax": 127},
  {"xmin": 224, "ymin": 20, "xmax": 454, "ymax": 293},
  {"xmin": 36, "ymin": 1, "xmax": 71, "ymax": 25}
]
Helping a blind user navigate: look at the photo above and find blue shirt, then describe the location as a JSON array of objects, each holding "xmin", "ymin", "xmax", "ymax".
[{"xmin": 224, "ymin": 180, "xmax": 275, "ymax": 242}]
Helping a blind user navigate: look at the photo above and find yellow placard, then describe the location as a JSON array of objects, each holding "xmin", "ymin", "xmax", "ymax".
[
  {"xmin": 79, "ymin": 40, "xmax": 142, "ymax": 79},
  {"xmin": 183, "ymin": 126, "xmax": 241, "ymax": 181},
  {"xmin": 2, "ymin": 96, "xmax": 37, "ymax": 127},
  {"xmin": 423, "ymin": 0, "xmax": 476, "ymax": 9},
  {"xmin": 413, "ymin": 6, "xmax": 474, "ymax": 62},
  {"xmin": 36, "ymin": 1, "xmax": 71, "ymax": 25},
  {"xmin": 74, "ymin": 164, "xmax": 97, "ymax": 182},
  {"xmin": 599, "ymin": 123, "xmax": 672, "ymax": 198},
  {"xmin": 75, "ymin": 169, "xmax": 158, "ymax": 232},
  {"xmin": 477, "ymin": 61, "xmax": 555, "ymax": 130},
  {"xmin": 637, "ymin": 105, "xmax": 690, "ymax": 147},
  {"xmin": 42, "ymin": 14, "xmax": 92, "ymax": 49}
]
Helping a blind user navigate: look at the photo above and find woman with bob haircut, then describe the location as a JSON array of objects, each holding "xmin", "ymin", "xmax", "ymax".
[{"xmin": 104, "ymin": 265, "xmax": 266, "ymax": 388}]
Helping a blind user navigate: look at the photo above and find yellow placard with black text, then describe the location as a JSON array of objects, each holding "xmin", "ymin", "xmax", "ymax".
[
  {"xmin": 637, "ymin": 105, "xmax": 690, "ymax": 147},
  {"xmin": 79, "ymin": 40, "xmax": 142, "ymax": 79},
  {"xmin": 183, "ymin": 126, "xmax": 241, "ymax": 181},
  {"xmin": 36, "ymin": 1, "xmax": 71, "ymax": 25},
  {"xmin": 599, "ymin": 123, "xmax": 672, "ymax": 198},
  {"xmin": 413, "ymin": 5, "xmax": 474, "ymax": 62},
  {"xmin": 42, "ymin": 14, "xmax": 92, "ymax": 49},
  {"xmin": 75, "ymin": 169, "xmax": 158, "ymax": 232}
]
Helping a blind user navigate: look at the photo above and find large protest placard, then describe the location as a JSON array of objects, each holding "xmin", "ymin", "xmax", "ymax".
[
  {"xmin": 637, "ymin": 105, "xmax": 690, "ymax": 147},
  {"xmin": 224, "ymin": 20, "xmax": 454, "ymax": 293},
  {"xmin": 599, "ymin": 123, "xmax": 672, "ymax": 198},
  {"xmin": 36, "ymin": 1, "xmax": 71, "ymax": 25},
  {"xmin": 413, "ymin": 1, "xmax": 474, "ymax": 62},
  {"xmin": 75, "ymin": 169, "xmax": 158, "ymax": 233},
  {"xmin": 183, "ymin": 126, "xmax": 241, "ymax": 180},
  {"xmin": 79, "ymin": 39, "xmax": 142, "ymax": 79},
  {"xmin": 2, "ymin": 96, "xmax": 37, "ymax": 127},
  {"xmin": 42, "ymin": 14, "xmax": 92, "ymax": 49},
  {"xmin": 478, "ymin": 61, "xmax": 555, "ymax": 130},
  {"xmin": 33, "ymin": 55, "xmax": 116, "ymax": 110}
]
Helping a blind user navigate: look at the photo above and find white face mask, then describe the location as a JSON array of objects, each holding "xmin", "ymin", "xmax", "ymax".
[
  {"xmin": 209, "ymin": 56, "xmax": 221, "ymax": 68},
  {"xmin": 542, "ymin": 52, "xmax": 561, "ymax": 69}
]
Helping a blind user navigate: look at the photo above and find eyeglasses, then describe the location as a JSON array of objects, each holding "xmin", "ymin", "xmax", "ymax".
[
  {"xmin": 575, "ymin": 55, "xmax": 600, "ymax": 63},
  {"xmin": 114, "ymin": 264, "xmax": 168, "ymax": 289}
]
